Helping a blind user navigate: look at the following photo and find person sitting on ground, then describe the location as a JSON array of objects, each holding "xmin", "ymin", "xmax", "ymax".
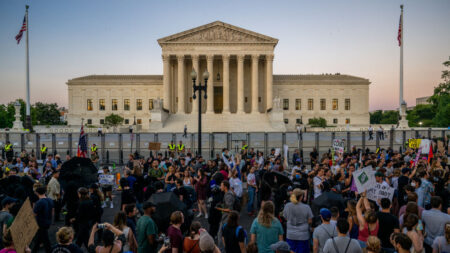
[
  {"xmin": 323, "ymin": 218, "xmax": 362, "ymax": 253},
  {"xmin": 51, "ymin": 227, "xmax": 83, "ymax": 253}
]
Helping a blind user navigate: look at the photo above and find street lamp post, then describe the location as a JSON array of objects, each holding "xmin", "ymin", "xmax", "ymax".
[{"xmin": 191, "ymin": 69, "xmax": 209, "ymax": 156}]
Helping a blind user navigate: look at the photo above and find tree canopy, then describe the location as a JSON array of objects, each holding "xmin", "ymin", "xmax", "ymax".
[
  {"xmin": 104, "ymin": 113, "xmax": 124, "ymax": 128},
  {"xmin": 0, "ymin": 100, "xmax": 65, "ymax": 128}
]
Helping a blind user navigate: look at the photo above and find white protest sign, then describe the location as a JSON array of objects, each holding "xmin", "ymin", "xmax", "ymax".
[
  {"xmin": 420, "ymin": 139, "xmax": 430, "ymax": 154},
  {"xmin": 99, "ymin": 174, "xmax": 115, "ymax": 185},
  {"xmin": 367, "ymin": 183, "xmax": 395, "ymax": 202},
  {"xmin": 353, "ymin": 166, "xmax": 376, "ymax": 193},
  {"xmin": 274, "ymin": 148, "xmax": 280, "ymax": 157},
  {"xmin": 333, "ymin": 138, "xmax": 345, "ymax": 153},
  {"xmin": 283, "ymin": 144, "xmax": 288, "ymax": 161}
]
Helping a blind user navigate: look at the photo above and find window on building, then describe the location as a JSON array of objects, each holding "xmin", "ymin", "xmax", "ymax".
[
  {"xmin": 284, "ymin": 119, "xmax": 289, "ymax": 124},
  {"xmin": 245, "ymin": 97, "xmax": 248, "ymax": 103},
  {"xmin": 149, "ymin": 99, "xmax": 154, "ymax": 110},
  {"xmin": 308, "ymin": 99, "xmax": 314, "ymax": 110},
  {"xmin": 296, "ymin": 118, "xmax": 302, "ymax": 124},
  {"xmin": 189, "ymin": 97, "xmax": 193, "ymax": 103},
  {"xmin": 112, "ymin": 99, "xmax": 118, "ymax": 111},
  {"xmin": 283, "ymin": 99, "xmax": 289, "ymax": 110},
  {"xmin": 345, "ymin": 118, "xmax": 350, "ymax": 124},
  {"xmin": 87, "ymin": 119, "xmax": 92, "ymax": 124},
  {"xmin": 320, "ymin": 99, "xmax": 326, "ymax": 110},
  {"xmin": 137, "ymin": 119, "xmax": 142, "ymax": 125},
  {"xmin": 124, "ymin": 119, "xmax": 129, "ymax": 124},
  {"xmin": 87, "ymin": 99, "xmax": 93, "ymax": 111},
  {"xmin": 124, "ymin": 99, "xmax": 130, "ymax": 111},
  {"xmin": 332, "ymin": 99, "xmax": 338, "ymax": 110},
  {"xmin": 136, "ymin": 99, "xmax": 142, "ymax": 110},
  {"xmin": 99, "ymin": 99, "xmax": 105, "ymax": 111},
  {"xmin": 295, "ymin": 99, "xmax": 301, "ymax": 110},
  {"xmin": 333, "ymin": 118, "xmax": 338, "ymax": 124},
  {"xmin": 258, "ymin": 97, "xmax": 261, "ymax": 102},
  {"xmin": 100, "ymin": 119, "xmax": 105, "ymax": 124},
  {"xmin": 345, "ymin": 99, "xmax": 351, "ymax": 110}
]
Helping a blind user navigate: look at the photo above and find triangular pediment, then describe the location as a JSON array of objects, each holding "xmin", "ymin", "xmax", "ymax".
[{"xmin": 158, "ymin": 21, "xmax": 278, "ymax": 45}]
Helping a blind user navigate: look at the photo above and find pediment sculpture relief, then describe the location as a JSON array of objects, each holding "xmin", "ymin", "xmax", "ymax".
[{"xmin": 168, "ymin": 26, "xmax": 268, "ymax": 43}]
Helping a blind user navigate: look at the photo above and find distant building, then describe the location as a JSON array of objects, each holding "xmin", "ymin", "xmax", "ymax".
[{"xmin": 416, "ymin": 96, "xmax": 431, "ymax": 106}]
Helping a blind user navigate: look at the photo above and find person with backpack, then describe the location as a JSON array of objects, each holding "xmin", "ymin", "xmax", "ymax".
[
  {"xmin": 222, "ymin": 211, "xmax": 247, "ymax": 253},
  {"xmin": 313, "ymin": 208, "xmax": 338, "ymax": 253},
  {"xmin": 322, "ymin": 218, "xmax": 362, "ymax": 253},
  {"xmin": 216, "ymin": 180, "xmax": 236, "ymax": 249}
]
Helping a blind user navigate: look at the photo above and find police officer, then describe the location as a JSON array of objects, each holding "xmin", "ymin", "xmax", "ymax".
[
  {"xmin": 168, "ymin": 140, "xmax": 176, "ymax": 155},
  {"xmin": 177, "ymin": 141, "xmax": 185, "ymax": 154},
  {"xmin": 241, "ymin": 141, "xmax": 248, "ymax": 155},
  {"xmin": 91, "ymin": 143, "xmax": 98, "ymax": 155},
  {"xmin": 40, "ymin": 144, "xmax": 48, "ymax": 160},
  {"xmin": 3, "ymin": 141, "xmax": 13, "ymax": 161}
]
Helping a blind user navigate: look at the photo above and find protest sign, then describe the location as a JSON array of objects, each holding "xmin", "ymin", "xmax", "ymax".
[
  {"xmin": 99, "ymin": 174, "xmax": 115, "ymax": 185},
  {"xmin": 274, "ymin": 148, "xmax": 280, "ymax": 157},
  {"xmin": 148, "ymin": 142, "xmax": 161, "ymax": 151},
  {"xmin": 10, "ymin": 198, "xmax": 38, "ymax": 253},
  {"xmin": 366, "ymin": 183, "xmax": 395, "ymax": 202},
  {"xmin": 332, "ymin": 138, "xmax": 345, "ymax": 153},
  {"xmin": 353, "ymin": 166, "xmax": 376, "ymax": 193},
  {"xmin": 283, "ymin": 144, "xmax": 288, "ymax": 161},
  {"xmin": 438, "ymin": 141, "xmax": 445, "ymax": 154},
  {"xmin": 408, "ymin": 139, "xmax": 421, "ymax": 149},
  {"xmin": 419, "ymin": 139, "xmax": 430, "ymax": 154}
]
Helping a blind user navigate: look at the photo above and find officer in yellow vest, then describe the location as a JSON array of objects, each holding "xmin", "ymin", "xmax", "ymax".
[
  {"xmin": 3, "ymin": 141, "xmax": 13, "ymax": 161},
  {"xmin": 241, "ymin": 141, "xmax": 248, "ymax": 155},
  {"xmin": 168, "ymin": 141, "xmax": 176, "ymax": 155},
  {"xmin": 177, "ymin": 141, "xmax": 185, "ymax": 154},
  {"xmin": 91, "ymin": 144, "xmax": 98, "ymax": 155},
  {"xmin": 40, "ymin": 144, "xmax": 48, "ymax": 160}
]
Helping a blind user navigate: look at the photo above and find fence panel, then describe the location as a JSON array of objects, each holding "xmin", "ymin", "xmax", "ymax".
[{"xmin": 249, "ymin": 133, "xmax": 264, "ymax": 153}]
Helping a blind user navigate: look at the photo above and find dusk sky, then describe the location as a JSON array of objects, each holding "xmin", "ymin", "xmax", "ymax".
[{"xmin": 0, "ymin": 0, "xmax": 449, "ymax": 111}]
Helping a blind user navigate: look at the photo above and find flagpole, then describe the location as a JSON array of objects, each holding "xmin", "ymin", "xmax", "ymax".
[
  {"xmin": 399, "ymin": 5, "xmax": 404, "ymax": 114},
  {"xmin": 25, "ymin": 5, "xmax": 31, "ymax": 130}
]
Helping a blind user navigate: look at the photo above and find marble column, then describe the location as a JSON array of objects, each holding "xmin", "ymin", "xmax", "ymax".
[
  {"xmin": 266, "ymin": 54, "xmax": 274, "ymax": 111},
  {"xmin": 251, "ymin": 54, "xmax": 259, "ymax": 113},
  {"xmin": 192, "ymin": 55, "xmax": 199, "ymax": 113},
  {"xmin": 162, "ymin": 54, "xmax": 170, "ymax": 111},
  {"xmin": 177, "ymin": 55, "xmax": 185, "ymax": 114},
  {"xmin": 206, "ymin": 54, "xmax": 214, "ymax": 113},
  {"xmin": 237, "ymin": 54, "xmax": 245, "ymax": 114},
  {"xmin": 222, "ymin": 54, "xmax": 230, "ymax": 113}
]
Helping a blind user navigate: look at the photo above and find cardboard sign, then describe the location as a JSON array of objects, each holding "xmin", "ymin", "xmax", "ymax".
[
  {"xmin": 10, "ymin": 198, "xmax": 38, "ymax": 253},
  {"xmin": 367, "ymin": 183, "xmax": 395, "ymax": 202},
  {"xmin": 99, "ymin": 174, "xmax": 115, "ymax": 185},
  {"xmin": 353, "ymin": 166, "xmax": 376, "ymax": 193},
  {"xmin": 438, "ymin": 141, "xmax": 445, "ymax": 154},
  {"xmin": 333, "ymin": 138, "xmax": 345, "ymax": 153},
  {"xmin": 148, "ymin": 142, "xmax": 161, "ymax": 151}
]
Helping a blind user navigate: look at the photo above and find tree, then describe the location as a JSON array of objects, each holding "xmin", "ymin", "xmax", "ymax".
[
  {"xmin": 308, "ymin": 117, "xmax": 327, "ymax": 128},
  {"xmin": 428, "ymin": 59, "xmax": 450, "ymax": 127},
  {"xmin": 32, "ymin": 102, "xmax": 64, "ymax": 125},
  {"xmin": 406, "ymin": 104, "xmax": 435, "ymax": 127},
  {"xmin": 370, "ymin": 110, "xmax": 383, "ymax": 124},
  {"xmin": 370, "ymin": 110, "xmax": 399, "ymax": 124},
  {"xmin": 104, "ymin": 114, "xmax": 124, "ymax": 128}
]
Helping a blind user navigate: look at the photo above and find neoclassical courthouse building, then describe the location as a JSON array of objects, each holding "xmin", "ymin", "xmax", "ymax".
[{"xmin": 67, "ymin": 21, "xmax": 370, "ymax": 132}]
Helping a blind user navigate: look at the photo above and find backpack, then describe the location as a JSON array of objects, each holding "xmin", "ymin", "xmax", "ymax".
[{"xmin": 222, "ymin": 223, "xmax": 248, "ymax": 245}]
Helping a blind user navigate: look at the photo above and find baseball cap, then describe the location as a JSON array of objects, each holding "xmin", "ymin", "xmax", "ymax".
[
  {"xmin": 270, "ymin": 241, "xmax": 291, "ymax": 253},
  {"xmin": 1, "ymin": 197, "xmax": 18, "ymax": 207},
  {"xmin": 143, "ymin": 201, "xmax": 156, "ymax": 210},
  {"xmin": 320, "ymin": 208, "xmax": 332, "ymax": 221},
  {"xmin": 199, "ymin": 230, "xmax": 215, "ymax": 252}
]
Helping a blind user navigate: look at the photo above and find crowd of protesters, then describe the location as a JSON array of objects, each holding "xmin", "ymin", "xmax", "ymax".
[{"xmin": 0, "ymin": 134, "xmax": 449, "ymax": 253}]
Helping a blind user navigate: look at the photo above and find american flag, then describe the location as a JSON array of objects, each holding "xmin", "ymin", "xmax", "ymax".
[
  {"xmin": 77, "ymin": 125, "xmax": 88, "ymax": 158},
  {"xmin": 397, "ymin": 13, "xmax": 402, "ymax": 46},
  {"xmin": 15, "ymin": 15, "xmax": 27, "ymax": 44}
]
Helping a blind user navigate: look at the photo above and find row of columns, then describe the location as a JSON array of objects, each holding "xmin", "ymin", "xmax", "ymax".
[{"xmin": 162, "ymin": 53, "xmax": 274, "ymax": 114}]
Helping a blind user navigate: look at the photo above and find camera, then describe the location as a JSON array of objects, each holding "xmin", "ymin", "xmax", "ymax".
[
  {"xmin": 97, "ymin": 223, "xmax": 106, "ymax": 229},
  {"xmin": 164, "ymin": 237, "xmax": 170, "ymax": 247},
  {"xmin": 157, "ymin": 234, "xmax": 170, "ymax": 247}
]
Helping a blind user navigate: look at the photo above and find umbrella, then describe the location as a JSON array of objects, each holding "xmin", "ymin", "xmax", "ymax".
[
  {"xmin": 60, "ymin": 157, "xmax": 98, "ymax": 190},
  {"xmin": 0, "ymin": 175, "xmax": 34, "ymax": 202},
  {"xmin": 149, "ymin": 192, "xmax": 187, "ymax": 232},
  {"xmin": 311, "ymin": 191, "xmax": 346, "ymax": 216},
  {"xmin": 263, "ymin": 171, "xmax": 292, "ymax": 189}
]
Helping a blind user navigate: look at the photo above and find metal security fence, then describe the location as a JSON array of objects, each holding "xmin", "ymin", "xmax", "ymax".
[{"xmin": 0, "ymin": 129, "xmax": 448, "ymax": 165}]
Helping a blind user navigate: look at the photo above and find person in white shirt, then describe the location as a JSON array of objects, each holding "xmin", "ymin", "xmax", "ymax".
[
  {"xmin": 246, "ymin": 166, "xmax": 257, "ymax": 215},
  {"xmin": 229, "ymin": 169, "xmax": 243, "ymax": 198},
  {"xmin": 314, "ymin": 168, "xmax": 325, "ymax": 199}
]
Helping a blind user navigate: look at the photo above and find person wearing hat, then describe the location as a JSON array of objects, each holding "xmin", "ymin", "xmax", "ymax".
[
  {"xmin": 47, "ymin": 169, "xmax": 61, "ymax": 221},
  {"xmin": 270, "ymin": 241, "xmax": 292, "ymax": 253},
  {"xmin": 0, "ymin": 197, "xmax": 16, "ymax": 249},
  {"xmin": 313, "ymin": 208, "xmax": 337, "ymax": 253},
  {"xmin": 136, "ymin": 201, "xmax": 158, "ymax": 253}
]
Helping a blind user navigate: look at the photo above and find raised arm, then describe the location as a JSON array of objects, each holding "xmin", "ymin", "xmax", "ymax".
[{"xmin": 356, "ymin": 196, "xmax": 366, "ymax": 229}]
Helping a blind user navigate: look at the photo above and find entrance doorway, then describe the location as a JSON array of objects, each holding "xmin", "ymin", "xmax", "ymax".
[{"xmin": 214, "ymin": 87, "xmax": 223, "ymax": 113}]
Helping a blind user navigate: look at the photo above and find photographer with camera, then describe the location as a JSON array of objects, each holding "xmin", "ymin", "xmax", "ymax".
[{"xmin": 87, "ymin": 222, "xmax": 125, "ymax": 253}]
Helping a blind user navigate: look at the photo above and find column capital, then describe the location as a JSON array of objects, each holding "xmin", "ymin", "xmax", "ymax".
[
  {"xmin": 192, "ymin": 54, "xmax": 199, "ymax": 61},
  {"xmin": 162, "ymin": 54, "xmax": 170, "ymax": 61},
  {"xmin": 176, "ymin": 54, "xmax": 185, "ymax": 61},
  {"xmin": 237, "ymin": 54, "xmax": 245, "ymax": 62},
  {"xmin": 222, "ymin": 54, "xmax": 230, "ymax": 61},
  {"xmin": 251, "ymin": 54, "xmax": 260, "ymax": 60},
  {"xmin": 206, "ymin": 54, "xmax": 214, "ymax": 61},
  {"xmin": 266, "ymin": 54, "xmax": 274, "ymax": 61}
]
